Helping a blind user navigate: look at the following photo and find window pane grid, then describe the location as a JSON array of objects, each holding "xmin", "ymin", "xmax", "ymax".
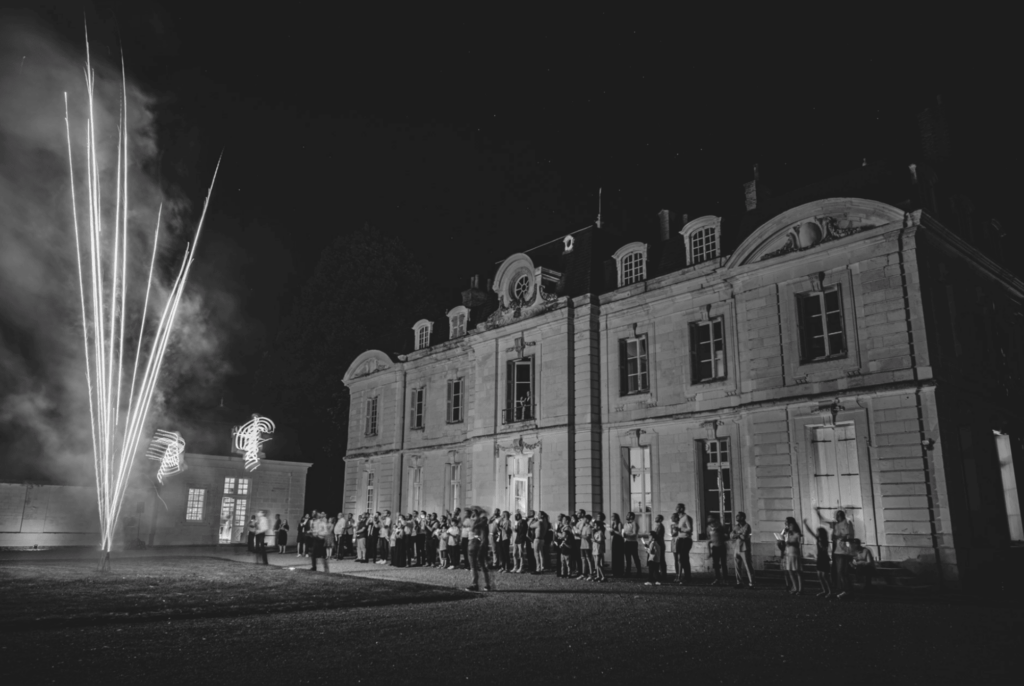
[
  {"xmin": 800, "ymin": 288, "xmax": 846, "ymax": 362},
  {"xmin": 690, "ymin": 227, "xmax": 719, "ymax": 264},
  {"xmin": 624, "ymin": 336, "xmax": 650, "ymax": 394},
  {"xmin": 701, "ymin": 439, "xmax": 732, "ymax": 528},
  {"xmin": 237, "ymin": 478, "xmax": 249, "ymax": 496},
  {"xmin": 365, "ymin": 397, "xmax": 378, "ymax": 435},
  {"xmin": 448, "ymin": 379, "xmax": 464, "ymax": 423},
  {"xmin": 233, "ymin": 499, "xmax": 248, "ymax": 527},
  {"xmin": 412, "ymin": 387, "xmax": 425, "ymax": 429},
  {"xmin": 366, "ymin": 472, "xmax": 375, "ymax": 512},
  {"xmin": 186, "ymin": 488, "xmax": 205, "ymax": 521},
  {"xmin": 629, "ymin": 447, "xmax": 652, "ymax": 532},
  {"xmin": 621, "ymin": 251, "xmax": 645, "ymax": 286},
  {"xmin": 694, "ymin": 319, "xmax": 727, "ymax": 382}
]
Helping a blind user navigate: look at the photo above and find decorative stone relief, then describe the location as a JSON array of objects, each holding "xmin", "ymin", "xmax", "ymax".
[
  {"xmin": 495, "ymin": 435, "xmax": 541, "ymax": 456},
  {"xmin": 760, "ymin": 215, "xmax": 875, "ymax": 262}
]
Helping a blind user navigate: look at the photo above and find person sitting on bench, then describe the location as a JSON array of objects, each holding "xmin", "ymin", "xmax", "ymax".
[{"xmin": 850, "ymin": 539, "xmax": 875, "ymax": 590}]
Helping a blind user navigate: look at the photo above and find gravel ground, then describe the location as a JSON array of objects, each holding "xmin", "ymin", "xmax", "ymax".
[{"xmin": 1, "ymin": 554, "xmax": 1022, "ymax": 685}]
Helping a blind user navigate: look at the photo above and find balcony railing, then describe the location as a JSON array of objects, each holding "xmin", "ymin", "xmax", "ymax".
[{"xmin": 502, "ymin": 403, "xmax": 535, "ymax": 424}]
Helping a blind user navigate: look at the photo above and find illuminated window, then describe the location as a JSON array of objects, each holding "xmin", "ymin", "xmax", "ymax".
[
  {"xmin": 410, "ymin": 387, "xmax": 425, "ymax": 430},
  {"xmin": 409, "ymin": 466, "xmax": 422, "ymax": 512},
  {"xmin": 223, "ymin": 477, "xmax": 236, "ymax": 495},
  {"xmin": 366, "ymin": 472, "xmax": 375, "ymax": 512},
  {"xmin": 699, "ymin": 439, "xmax": 732, "ymax": 529},
  {"xmin": 504, "ymin": 357, "xmax": 534, "ymax": 423},
  {"xmin": 413, "ymin": 319, "xmax": 433, "ymax": 351},
  {"xmin": 798, "ymin": 287, "xmax": 846, "ymax": 362},
  {"xmin": 512, "ymin": 275, "xmax": 531, "ymax": 301},
  {"xmin": 234, "ymin": 499, "xmax": 248, "ymax": 527},
  {"xmin": 450, "ymin": 464, "xmax": 462, "ymax": 510},
  {"xmin": 619, "ymin": 334, "xmax": 649, "ymax": 395},
  {"xmin": 237, "ymin": 478, "xmax": 249, "ymax": 496},
  {"xmin": 689, "ymin": 226, "xmax": 719, "ymax": 264},
  {"xmin": 448, "ymin": 307, "xmax": 469, "ymax": 338},
  {"xmin": 690, "ymin": 318, "xmax": 727, "ymax": 382},
  {"xmin": 447, "ymin": 378, "xmax": 464, "ymax": 423},
  {"xmin": 185, "ymin": 488, "xmax": 205, "ymax": 521},
  {"xmin": 365, "ymin": 396, "xmax": 378, "ymax": 436},
  {"xmin": 626, "ymin": 447, "xmax": 652, "ymax": 533}
]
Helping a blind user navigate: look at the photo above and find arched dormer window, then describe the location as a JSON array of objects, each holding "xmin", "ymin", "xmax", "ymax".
[
  {"xmin": 447, "ymin": 306, "xmax": 469, "ymax": 339},
  {"xmin": 412, "ymin": 319, "xmax": 433, "ymax": 351},
  {"xmin": 612, "ymin": 242, "xmax": 647, "ymax": 287},
  {"xmin": 680, "ymin": 216, "xmax": 721, "ymax": 266}
]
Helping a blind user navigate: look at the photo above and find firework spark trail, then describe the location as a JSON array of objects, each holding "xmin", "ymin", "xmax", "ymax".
[{"xmin": 66, "ymin": 28, "xmax": 221, "ymax": 558}]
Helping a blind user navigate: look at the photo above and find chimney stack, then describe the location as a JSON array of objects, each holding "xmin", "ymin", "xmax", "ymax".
[
  {"xmin": 744, "ymin": 163, "xmax": 770, "ymax": 211},
  {"xmin": 658, "ymin": 210, "xmax": 673, "ymax": 241},
  {"xmin": 462, "ymin": 275, "xmax": 488, "ymax": 309}
]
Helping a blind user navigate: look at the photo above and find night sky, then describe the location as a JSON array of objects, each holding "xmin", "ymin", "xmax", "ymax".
[{"xmin": 4, "ymin": 3, "xmax": 1020, "ymax": 423}]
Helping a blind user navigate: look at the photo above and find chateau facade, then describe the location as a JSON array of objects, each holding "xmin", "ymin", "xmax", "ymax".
[{"xmin": 342, "ymin": 163, "xmax": 1023, "ymax": 586}]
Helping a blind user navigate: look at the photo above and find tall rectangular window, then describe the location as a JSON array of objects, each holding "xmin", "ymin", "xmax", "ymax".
[
  {"xmin": 365, "ymin": 472, "xmax": 375, "ymax": 513},
  {"xmin": 620, "ymin": 251, "xmax": 646, "ymax": 286},
  {"xmin": 234, "ymin": 499, "xmax": 248, "ymax": 527},
  {"xmin": 223, "ymin": 477, "xmax": 236, "ymax": 495},
  {"xmin": 994, "ymin": 431, "xmax": 1023, "ymax": 542},
  {"xmin": 410, "ymin": 387, "xmax": 425, "ymax": 430},
  {"xmin": 690, "ymin": 318, "xmax": 726, "ymax": 382},
  {"xmin": 798, "ymin": 286, "xmax": 846, "ymax": 362},
  {"xmin": 185, "ymin": 488, "xmax": 205, "ymax": 521},
  {"xmin": 690, "ymin": 226, "xmax": 719, "ymax": 264},
  {"xmin": 236, "ymin": 478, "xmax": 249, "ymax": 496},
  {"xmin": 451, "ymin": 314, "xmax": 466, "ymax": 338},
  {"xmin": 447, "ymin": 378, "xmax": 464, "ymax": 423},
  {"xmin": 450, "ymin": 464, "xmax": 462, "ymax": 511},
  {"xmin": 619, "ymin": 335, "xmax": 650, "ymax": 395},
  {"xmin": 365, "ymin": 397, "xmax": 378, "ymax": 436},
  {"xmin": 504, "ymin": 357, "xmax": 534, "ymax": 423},
  {"xmin": 699, "ymin": 439, "xmax": 732, "ymax": 529},
  {"xmin": 409, "ymin": 467, "xmax": 423, "ymax": 512},
  {"xmin": 627, "ymin": 446, "xmax": 652, "ymax": 533}
]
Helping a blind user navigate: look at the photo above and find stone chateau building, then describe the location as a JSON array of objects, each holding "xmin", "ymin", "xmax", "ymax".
[{"xmin": 341, "ymin": 161, "xmax": 1023, "ymax": 587}]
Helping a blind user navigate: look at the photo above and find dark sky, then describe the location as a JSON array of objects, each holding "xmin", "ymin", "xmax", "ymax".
[{"xmin": 9, "ymin": 2, "xmax": 1020, "ymax": 410}]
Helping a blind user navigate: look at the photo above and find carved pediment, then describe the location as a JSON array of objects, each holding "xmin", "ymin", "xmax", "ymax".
[
  {"xmin": 726, "ymin": 198, "xmax": 905, "ymax": 268},
  {"xmin": 343, "ymin": 350, "xmax": 394, "ymax": 385}
]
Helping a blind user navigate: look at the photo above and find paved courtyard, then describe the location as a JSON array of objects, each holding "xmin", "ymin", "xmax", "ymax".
[{"xmin": 0, "ymin": 550, "xmax": 1021, "ymax": 685}]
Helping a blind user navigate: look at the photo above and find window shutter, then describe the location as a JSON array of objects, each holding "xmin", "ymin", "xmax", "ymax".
[
  {"xmin": 530, "ymin": 355, "xmax": 536, "ymax": 416},
  {"xmin": 688, "ymin": 323, "xmax": 699, "ymax": 382},
  {"xmin": 619, "ymin": 339, "xmax": 628, "ymax": 396},
  {"xmin": 506, "ymin": 360, "xmax": 515, "ymax": 422},
  {"xmin": 796, "ymin": 296, "xmax": 808, "ymax": 362},
  {"xmin": 621, "ymin": 446, "xmax": 631, "ymax": 513},
  {"xmin": 446, "ymin": 380, "xmax": 453, "ymax": 422}
]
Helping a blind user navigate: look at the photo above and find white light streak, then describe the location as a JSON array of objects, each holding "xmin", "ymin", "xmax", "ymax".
[
  {"xmin": 232, "ymin": 414, "xmax": 275, "ymax": 472},
  {"xmin": 146, "ymin": 430, "xmax": 186, "ymax": 484},
  {"xmin": 65, "ymin": 26, "xmax": 221, "ymax": 558}
]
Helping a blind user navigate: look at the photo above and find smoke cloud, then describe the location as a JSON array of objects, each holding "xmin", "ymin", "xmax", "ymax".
[{"xmin": 0, "ymin": 16, "xmax": 230, "ymax": 485}]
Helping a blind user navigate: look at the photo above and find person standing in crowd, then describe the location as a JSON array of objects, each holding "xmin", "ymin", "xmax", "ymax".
[
  {"xmin": 652, "ymin": 514, "xmax": 667, "ymax": 581},
  {"xmin": 804, "ymin": 519, "xmax": 832, "ymax": 598},
  {"xmin": 782, "ymin": 516, "xmax": 802, "ymax": 595},
  {"xmin": 850, "ymin": 539, "xmax": 875, "ymax": 591},
  {"xmin": 525, "ymin": 510, "xmax": 538, "ymax": 572},
  {"xmin": 579, "ymin": 514, "xmax": 595, "ymax": 581},
  {"xmin": 417, "ymin": 511, "xmax": 428, "ymax": 566},
  {"xmin": 247, "ymin": 514, "xmax": 257, "ymax": 553},
  {"xmin": 380, "ymin": 510, "xmax": 393, "ymax": 565},
  {"xmin": 254, "ymin": 510, "xmax": 270, "ymax": 565},
  {"xmin": 425, "ymin": 513, "xmax": 439, "ymax": 567},
  {"xmin": 497, "ymin": 511, "xmax": 511, "ymax": 572},
  {"xmin": 355, "ymin": 513, "xmax": 368, "ymax": 562},
  {"xmin": 823, "ymin": 508, "xmax": 855, "ymax": 599},
  {"xmin": 642, "ymin": 532, "xmax": 662, "ymax": 586},
  {"xmin": 310, "ymin": 512, "xmax": 330, "ymax": 573},
  {"xmin": 437, "ymin": 516, "xmax": 449, "ymax": 567},
  {"xmin": 556, "ymin": 514, "xmax": 574, "ymax": 578},
  {"xmin": 511, "ymin": 512, "xmax": 528, "ymax": 573},
  {"xmin": 325, "ymin": 517, "xmax": 337, "ymax": 560},
  {"xmin": 610, "ymin": 513, "xmax": 624, "ymax": 577},
  {"xmin": 367, "ymin": 513, "xmax": 380, "ymax": 564},
  {"xmin": 731, "ymin": 511, "xmax": 755, "ymax": 589},
  {"xmin": 675, "ymin": 504, "xmax": 693, "ymax": 583},
  {"xmin": 571, "ymin": 511, "xmax": 584, "ymax": 576},
  {"xmin": 670, "ymin": 514, "xmax": 683, "ymax": 583},
  {"xmin": 489, "ymin": 511, "xmax": 501, "ymax": 568},
  {"xmin": 332, "ymin": 515, "xmax": 345, "ymax": 559},
  {"xmin": 273, "ymin": 514, "xmax": 287, "ymax": 554},
  {"xmin": 591, "ymin": 513, "xmax": 607, "ymax": 582},
  {"xmin": 466, "ymin": 508, "xmax": 494, "ymax": 592},
  {"xmin": 622, "ymin": 512, "xmax": 642, "ymax": 577},
  {"xmin": 707, "ymin": 514, "xmax": 728, "ymax": 586},
  {"xmin": 297, "ymin": 513, "xmax": 311, "ymax": 557},
  {"xmin": 460, "ymin": 513, "xmax": 471, "ymax": 573},
  {"xmin": 533, "ymin": 511, "xmax": 550, "ymax": 574},
  {"xmin": 446, "ymin": 517, "xmax": 461, "ymax": 569}
]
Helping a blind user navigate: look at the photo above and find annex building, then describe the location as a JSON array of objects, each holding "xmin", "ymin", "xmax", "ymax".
[{"xmin": 341, "ymin": 160, "xmax": 1023, "ymax": 587}]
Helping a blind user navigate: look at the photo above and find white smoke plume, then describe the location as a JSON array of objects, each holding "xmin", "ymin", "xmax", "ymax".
[{"xmin": 0, "ymin": 16, "xmax": 229, "ymax": 484}]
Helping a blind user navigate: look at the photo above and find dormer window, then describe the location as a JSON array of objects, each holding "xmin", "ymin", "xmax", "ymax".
[
  {"xmin": 612, "ymin": 242, "xmax": 648, "ymax": 288},
  {"xmin": 680, "ymin": 216, "xmax": 722, "ymax": 266},
  {"xmin": 447, "ymin": 306, "xmax": 469, "ymax": 339},
  {"xmin": 412, "ymin": 319, "xmax": 433, "ymax": 351}
]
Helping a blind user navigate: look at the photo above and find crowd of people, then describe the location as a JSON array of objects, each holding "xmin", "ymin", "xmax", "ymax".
[{"xmin": 272, "ymin": 504, "xmax": 875, "ymax": 597}]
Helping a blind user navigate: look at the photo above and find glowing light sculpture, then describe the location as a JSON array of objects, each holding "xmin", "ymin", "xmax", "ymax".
[
  {"xmin": 64, "ymin": 25, "xmax": 221, "ymax": 570},
  {"xmin": 232, "ymin": 414, "xmax": 275, "ymax": 472},
  {"xmin": 146, "ymin": 430, "xmax": 186, "ymax": 484}
]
